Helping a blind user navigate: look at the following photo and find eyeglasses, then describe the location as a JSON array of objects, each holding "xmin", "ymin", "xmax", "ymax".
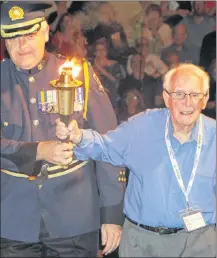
[{"xmin": 164, "ymin": 89, "xmax": 207, "ymax": 100}]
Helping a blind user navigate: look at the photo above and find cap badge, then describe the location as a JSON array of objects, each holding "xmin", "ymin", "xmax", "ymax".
[{"xmin": 9, "ymin": 6, "xmax": 24, "ymax": 21}]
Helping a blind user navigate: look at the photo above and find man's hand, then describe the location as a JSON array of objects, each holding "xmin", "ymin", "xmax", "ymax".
[
  {"xmin": 101, "ymin": 224, "xmax": 122, "ymax": 256},
  {"xmin": 36, "ymin": 141, "xmax": 73, "ymax": 166},
  {"xmin": 56, "ymin": 118, "xmax": 82, "ymax": 145}
]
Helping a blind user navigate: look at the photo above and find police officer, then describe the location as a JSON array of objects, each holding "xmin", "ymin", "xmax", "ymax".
[{"xmin": 0, "ymin": 2, "xmax": 125, "ymax": 257}]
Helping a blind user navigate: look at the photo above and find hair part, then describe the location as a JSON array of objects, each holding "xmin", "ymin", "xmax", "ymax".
[{"xmin": 163, "ymin": 63, "xmax": 210, "ymax": 94}]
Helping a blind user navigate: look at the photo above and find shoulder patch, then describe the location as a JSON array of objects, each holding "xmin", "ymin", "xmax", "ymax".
[{"xmin": 93, "ymin": 73, "xmax": 105, "ymax": 93}]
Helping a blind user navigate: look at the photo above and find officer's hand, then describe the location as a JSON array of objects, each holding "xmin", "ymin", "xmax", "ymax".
[
  {"xmin": 101, "ymin": 224, "xmax": 122, "ymax": 256},
  {"xmin": 56, "ymin": 118, "xmax": 82, "ymax": 145},
  {"xmin": 37, "ymin": 141, "xmax": 73, "ymax": 166}
]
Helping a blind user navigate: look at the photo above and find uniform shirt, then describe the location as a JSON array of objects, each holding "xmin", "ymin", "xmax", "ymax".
[
  {"xmin": 1, "ymin": 53, "xmax": 125, "ymax": 242},
  {"xmin": 74, "ymin": 108, "xmax": 216, "ymax": 228}
]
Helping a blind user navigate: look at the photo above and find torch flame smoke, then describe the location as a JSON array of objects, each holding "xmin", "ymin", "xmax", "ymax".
[{"xmin": 59, "ymin": 59, "xmax": 81, "ymax": 79}]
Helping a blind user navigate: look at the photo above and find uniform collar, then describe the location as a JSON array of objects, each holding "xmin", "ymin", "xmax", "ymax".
[{"xmin": 15, "ymin": 51, "xmax": 49, "ymax": 75}]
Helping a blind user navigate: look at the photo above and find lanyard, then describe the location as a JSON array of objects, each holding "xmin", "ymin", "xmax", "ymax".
[{"xmin": 165, "ymin": 112, "xmax": 203, "ymax": 208}]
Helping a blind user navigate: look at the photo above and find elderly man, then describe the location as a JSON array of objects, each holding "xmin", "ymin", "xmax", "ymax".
[
  {"xmin": 1, "ymin": 1, "xmax": 125, "ymax": 257},
  {"xmin": 56, "ymin": 63, "xmax": 216, "ymax": 257},
  {"xmin": 161, "ymin": 24, "xmax": 199, "ymax": 65}
]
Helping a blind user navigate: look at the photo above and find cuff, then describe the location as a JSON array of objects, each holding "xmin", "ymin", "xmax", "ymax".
[
  {"xmin": 78, "ymin": 129, "xmax": 95, "ymax": 147},
  {"xmin": 3, "ymin": 142, "xmax": 39, "ymax": 175},
  {"xmin": 100, "ymin": 202, "xmax": 125, "ymax": 226}
]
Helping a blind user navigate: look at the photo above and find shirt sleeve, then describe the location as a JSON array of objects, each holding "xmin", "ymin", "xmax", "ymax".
[
  {"xmin": 74, "ymin": 120, "xmax": 132, "ymax": 167},
  {"xmin": 1, "ymin": 137, "xmax": 39, "ymax": 175},
  {"xmin": 80, "ymin": 64, "xmax": 126, "ymax": 225}
]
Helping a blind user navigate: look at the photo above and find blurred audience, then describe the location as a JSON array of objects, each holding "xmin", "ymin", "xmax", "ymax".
[
  {"xmin": 161, "ymin": 24, "xmax": 199, "ymax": 65},
  {"xmin": 179, "ymin": 1, "xmax": 215, "ymax": 49},
  {"xmin": 127, "ymin": 37, "xmax": 168, "ymax": 108},
  {"xmin": 92, "ymin": 2, "xmax": 131, "ymax": 65},
  {"xmin": 133, "ymin": 4, "xmax": 173, "ymax": 55},
  {"xmin": 203, "ymin": 58, "xmax": 216, "ymax": 119},
  {"xmin": 204, "ymin": 1, "xmax": 216, "ymax": 17},
  {"xmin": 93, "ymin": 41, "xmax": 126, "ymax": 111},
  {"xmin": 200, "ymin": 31, "xmax": 216, "ymax": 72},
  {"xmin": 160, "ymin": 1, "xmax": 192, "ymax": 27},
  {"xmin": 117, "ymin": 87, "xmax": 146, "ymax": 124},
  {"xmin": 48, "ymin": 1, "xmax": 69, "ymax": 36},
  {"xmin": 48, "ymin": 14, "xmax": 87, "ymax": 59}
]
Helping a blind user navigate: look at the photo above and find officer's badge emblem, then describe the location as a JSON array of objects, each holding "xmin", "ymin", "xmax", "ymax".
[
  {"xmin": 93, "ymin": 73, "xmax": 104, "ymax": 93},
  {"xmin": 9, "ymin": 6, "xmax": 24, "ymax": 21},
  {"xmin": 117, "ymin": 170, "xmax": 126, "ymax": 183},
  {"xmin": 37, "ymin": 90, "xmax": 59, "ymax": 114}
]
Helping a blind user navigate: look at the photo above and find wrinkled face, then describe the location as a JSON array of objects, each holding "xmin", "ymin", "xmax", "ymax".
[
  {"xmin": 193, "ymin": 1, "xmax": 205, "ymax": 16},
  {"xmin": 5, "ymin": 24, "xmax": 49, "ymax": 70},
  {"xmin": 174, "ymin": 25, "xmax": 187, "ymax": 45},
  {"xmin": 163, "ymin": 73, "xmax": 209, "ymax": 129},
  {"xmin": 95, "ymin": 43, "xmax": 107, "ymax": 58}
]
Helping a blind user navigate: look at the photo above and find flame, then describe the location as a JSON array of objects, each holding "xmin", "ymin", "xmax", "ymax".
[{"xmin": 58, "ymin": 59, "xmax": 81, "ymax": 79}]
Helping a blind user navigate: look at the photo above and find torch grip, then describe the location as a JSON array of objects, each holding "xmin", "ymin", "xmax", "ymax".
[{"xmin": 60, "ymin": 115, "xmax": 70, "ymax": 143}]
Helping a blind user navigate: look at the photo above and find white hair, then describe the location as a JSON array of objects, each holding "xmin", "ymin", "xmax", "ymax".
[{"xmin": 163, "ymin": 63, "xmax": 210, "ymax": 94}]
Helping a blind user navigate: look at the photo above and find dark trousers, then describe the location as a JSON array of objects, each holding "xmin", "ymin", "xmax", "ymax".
[
  {"xmin": 1, "ymin": 231, "xmax": 98, "ymax": 257},
  {"xmin": 1, "ymin": 217, "xmax": 98, "ymax": 257}
]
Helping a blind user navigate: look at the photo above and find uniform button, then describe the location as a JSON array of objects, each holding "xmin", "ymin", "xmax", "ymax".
[
  {"xmin": 4, "ymin": 122, "xmax": 8, "ymax": 126},
  {"xmin": 29, "ymin": 76, "xmax": 35, "ymax": 83},
  {"xmin": 33, "ymin": 120, "xmax": 39, "ymax": 126},
  {"xmin": 37, "ymin": 184, "xmax": 42, "ymax": 189},
  {"xmin": 30, "ymin": 97, "xmax": 36, "ymax": 104}
]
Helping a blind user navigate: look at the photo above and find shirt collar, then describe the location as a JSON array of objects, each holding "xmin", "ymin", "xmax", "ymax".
[
  {"xmin": 167, "ymin": 111, "xmax": 207, "ymax": 146},
  {"xmin": 14, "ymin": 51, "xmax": 49, "ymax": 75}
]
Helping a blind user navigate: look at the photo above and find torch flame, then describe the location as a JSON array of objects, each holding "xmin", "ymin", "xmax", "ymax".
[{"xmin": 59, "ymin": 59, "xmax": 81, "ymax": 79}]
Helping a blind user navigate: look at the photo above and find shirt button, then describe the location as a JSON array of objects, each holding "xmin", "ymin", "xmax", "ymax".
[
  {"xmin": 30, "ymin": 98, "xmax": 36, "ymax": 104},
  {"xmin": 4, "ymin": 122, "xmax": 8, "ymax": 126},
  {"xmin": 33, "ymin": 120, "xmax": 39, "ymax": 126},
  {"xmin": 29, "ymin": 76, "xmax": 35, "ymax": 83}
]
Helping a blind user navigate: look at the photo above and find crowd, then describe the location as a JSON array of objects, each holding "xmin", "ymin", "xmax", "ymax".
[
  {"xmin": 1, "ymin": 1, "xmax": 216, "ymax": 121},
  {"xmin": 0, "ymin": 1, "xmax": 216, "ymax": 258},
  {"xmin": 44, "ymin": 1, "xmax": 216, "ymax": 122}
]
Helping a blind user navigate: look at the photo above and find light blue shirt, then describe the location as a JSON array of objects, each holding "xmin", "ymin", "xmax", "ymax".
[{"xmin": 74, "ymin": 109, "xmax": 216, "ymax": 228}]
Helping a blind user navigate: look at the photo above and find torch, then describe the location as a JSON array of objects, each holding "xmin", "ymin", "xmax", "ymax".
[{"xmin": 50, "ymin": 59, "xmax": 82, "ymax": 141}]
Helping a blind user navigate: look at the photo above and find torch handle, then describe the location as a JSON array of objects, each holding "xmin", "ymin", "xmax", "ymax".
[{"xmin": 60, "ymin": 115, "xmax": 70, "ymax": 143}]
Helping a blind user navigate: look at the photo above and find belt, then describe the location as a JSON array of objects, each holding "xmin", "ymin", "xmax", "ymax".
[
  {"xmin": 126, "ymin": 217, "xmax": 183, "ymax": 235},
  {"xmin": 1, "ymin": 160, "xmax": 88, "ymax": 180}
]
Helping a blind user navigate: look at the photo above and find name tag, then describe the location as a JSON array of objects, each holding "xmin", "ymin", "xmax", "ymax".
[{"xmin": 181, "ymin": 209, "xmax": 206, "ymax": 232}]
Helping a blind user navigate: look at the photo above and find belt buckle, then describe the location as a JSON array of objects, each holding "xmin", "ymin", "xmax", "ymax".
[
  {"xmin": 158, "ymin": 227, "xmax": 169, "ymax": 235},
  {"xmin": 37, "ymin": 164, "xmax": 48, "ymax": 180}
]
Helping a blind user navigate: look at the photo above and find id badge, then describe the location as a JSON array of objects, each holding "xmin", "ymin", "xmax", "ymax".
[{"xmin": 180, "ymin": 207, "xmax": 206, "ymax": 232}]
